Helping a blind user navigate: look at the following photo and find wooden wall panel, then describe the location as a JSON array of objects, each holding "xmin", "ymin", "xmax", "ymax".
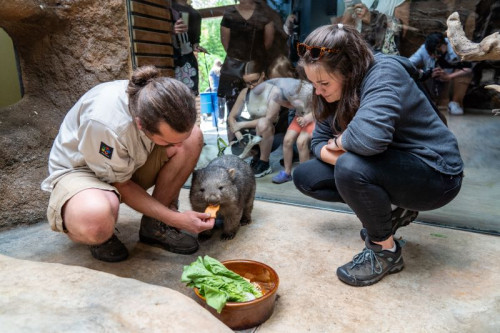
[
  {"xmin": 130, "ymin": 2, "xmax": 171, "ymax": 19},
  {"xmin": 133, "ymin": 29, "xmax": 172, "ymax": 44},
  {"xmin": 127, "ymin": 0, "xmax": 174, "ymax": 74},
  {"xmin": 134, "ymin": 42, "xmax": 173, "ymax": 56},
  {"xmin": 136, "ymin": 56, "xmax": 174, "ymax": 68},
  {"xmin": 131, "ymin": 16, "xmax": 172, "ymax": 32}
]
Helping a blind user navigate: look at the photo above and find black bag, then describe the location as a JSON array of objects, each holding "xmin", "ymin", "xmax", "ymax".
[
  {"xmin": 217, "ymin": 57, "xmax": 246, "ymax": 98},
  {"xmin": 217, "ymin": 28, "xmax": 256, "ymax": 99}
]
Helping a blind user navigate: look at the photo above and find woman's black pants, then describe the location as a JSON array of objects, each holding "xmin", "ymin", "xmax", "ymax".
[{"xmin": 292, "ymin": 150, "xmax": 463, "ymax": 242}]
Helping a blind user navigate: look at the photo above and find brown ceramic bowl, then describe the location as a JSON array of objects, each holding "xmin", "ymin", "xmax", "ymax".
[{"xmin": 194, "ymin": 259, "xmax": 279, "ymax": 330}]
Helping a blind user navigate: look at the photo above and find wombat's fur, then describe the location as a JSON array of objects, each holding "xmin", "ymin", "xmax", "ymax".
[{"xmin": 189, "ymin": 155, "xmax": 256, "ymax": 240}]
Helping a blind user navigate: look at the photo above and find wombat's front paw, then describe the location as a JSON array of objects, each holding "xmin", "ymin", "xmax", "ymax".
[
  {"xmin": 198, "ymin": 229, "xmax": 214, "ymax": 241},
  {"xmin": 240, "ymin": 217, "xmax": 252, "ymax": 226},
  {"xmin": 220, "ymin": 232, "xmax": 236, "ymax": 241}
]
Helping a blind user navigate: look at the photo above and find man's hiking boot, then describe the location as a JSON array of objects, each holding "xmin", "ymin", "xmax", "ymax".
[
  {"xmin": 139, "ymin": 216, "xmax": 199, "ymax": 254},
  {"xmin": 89, "ymin": 234, "xmax": 129, "ymax": 262},
  {"xmin": 360, "ymin": 207, "xmax": 418, "ymax": 241},
  {"xmin": 337, "ymin": 236, "xmax": 404, "ymax": 287}
]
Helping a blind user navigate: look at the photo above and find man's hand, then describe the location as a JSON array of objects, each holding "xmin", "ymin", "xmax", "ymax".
[
  {"xmin": 173, "ymin": 210, "xmax": 215, "ymax": 234},
  {"xmin": 432, "ymin": 67, "xmax": 450, "ymax": 82}
]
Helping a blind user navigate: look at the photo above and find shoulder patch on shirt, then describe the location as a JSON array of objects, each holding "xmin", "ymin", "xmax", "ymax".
[{"xmin": 99, "ymin": 142, "xmax": 114, "ymax": 159}]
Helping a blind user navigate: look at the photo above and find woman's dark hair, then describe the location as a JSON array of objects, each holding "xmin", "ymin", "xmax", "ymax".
[
  {"xmin": 425, "ymin": 32, "xmax": 446, "ymax": 56},
  {"xmin": 298, "ymin": 24, "xmax": 374, "ymax": 130},
  {"xmin": 127, "ymin": 66, "xmax": 196, "ymax": 134},
  {"xmin": 244, "ymin": 60, "xmax": 265, "ymax": 76}
]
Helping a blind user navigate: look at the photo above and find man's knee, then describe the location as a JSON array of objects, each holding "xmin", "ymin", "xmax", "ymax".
[
  {"xmin": 189, "ymin": 126, "xmax": 204, "ymax": 151},
  {"xmin": 172, "ymin": 126, "xmax": 203, "ymax": 160},
  {"xmin": 64, "ymin": 191, "xmax": 118, "ymax": 244}
]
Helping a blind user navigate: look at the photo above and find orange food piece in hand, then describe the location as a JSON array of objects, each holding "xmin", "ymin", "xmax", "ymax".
[{"xmin": 205, "ymin": 205, "xmax": 220, "ymax": 218}]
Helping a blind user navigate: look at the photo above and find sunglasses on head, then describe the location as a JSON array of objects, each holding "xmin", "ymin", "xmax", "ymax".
[{"xmin": 297, "ymin": 43, "xmax": 339, "ymax": 60}]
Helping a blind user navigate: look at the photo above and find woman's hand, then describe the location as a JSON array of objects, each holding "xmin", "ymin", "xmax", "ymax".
[
  {"xmin": 231, "ymin": 121, "xmax": 243, "ymax": 133},
  {"xmin": 320, "ymin": 146, "xmax": 345, "ymax": 165},
  {"xmin": 174, "ymin": 18, "xmax": 188, "ymax": 34},
  {"xmin": 326, "ymin": 134, "xmax": 344, "ymax": 152},
  {"xmin": 354, "ymin": 4, "xmax": 371, "ymax": 23},
  {"xmin": 195, "ymin": 45, "xmax": 209, "ymax": 54}
]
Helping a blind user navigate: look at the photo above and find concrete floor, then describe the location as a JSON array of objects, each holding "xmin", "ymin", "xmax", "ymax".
[
  {"xmin": 1, "ymin": 111, "xmax": 499, "ymax": 332},
  {"xmin": 0, "ymin": 188, "xmax": 499, "ymax": 332}
]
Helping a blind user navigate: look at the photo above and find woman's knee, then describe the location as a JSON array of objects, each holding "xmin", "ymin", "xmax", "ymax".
[
  {"xmin": 292, "ymin": 160, "xmax": 316, "ymax": 194},
  {"xmin": 334, "ymin": 153, "xmax": 369, "ymax": 186},
  {"xmin": 256, "ymin": 118, "xmax": 274, "ymax": 136}
]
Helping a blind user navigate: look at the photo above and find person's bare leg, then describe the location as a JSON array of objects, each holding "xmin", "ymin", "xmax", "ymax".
[
  {"xmin": 451, "ymin": 72, "xmax": 473, "ymax": 107},
  {"xmin": 63, "ymin": 189, "xmax": 120, "ymax": 244},
  {"xmin": 255, "ymin": 118, "xmax": 275, "ymax": 162},
  {"xmin": 282, "ymin": 130, "xmax": 299, "ymax": 175},
  {"xmin": 152, "ymin": 126, "xmax": 203, "ymax": 207},
  {"xmin": 296, "ymin": 131, "xmax": 312, "ymax": 163}
]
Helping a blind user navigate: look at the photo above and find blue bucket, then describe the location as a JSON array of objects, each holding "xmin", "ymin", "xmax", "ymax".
[{"xmin": 200, "ymin": 92, "xmax": 218, "ymax": 126}]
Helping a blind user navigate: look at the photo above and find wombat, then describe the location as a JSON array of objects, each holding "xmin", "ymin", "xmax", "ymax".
[{"xmin": 189, "ymin": 154, "xmax": 256, "ymax": 240}]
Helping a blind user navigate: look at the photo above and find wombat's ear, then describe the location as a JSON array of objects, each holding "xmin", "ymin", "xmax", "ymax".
[{"xmin": 227, "ymin": 168, "xmax": 236, "ymax": 180}]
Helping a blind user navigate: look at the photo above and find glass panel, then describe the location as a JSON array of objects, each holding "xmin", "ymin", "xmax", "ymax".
[{"xmin": 194, "ymin": 0, "xmax": 500, "ymax": 235}]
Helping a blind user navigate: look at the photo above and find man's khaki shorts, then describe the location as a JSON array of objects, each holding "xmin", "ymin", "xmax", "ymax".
[{"xmin": 47, "ymin": 145, "xmax": 168, "ymax": 232}]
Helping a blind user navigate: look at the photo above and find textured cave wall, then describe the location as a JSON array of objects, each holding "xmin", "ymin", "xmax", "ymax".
[{"xmin": 0, "ymin": 0, "xmax": 131, "ymax": 229}]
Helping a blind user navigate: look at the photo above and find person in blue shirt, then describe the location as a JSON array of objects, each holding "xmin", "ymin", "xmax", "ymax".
[
  {"xmin": 209, "ymin": 59, "xmax": 225, "ymax": 123},
  {"xmin": 409, "ymin": 32, "xmax": 473, "ymax": 115}
]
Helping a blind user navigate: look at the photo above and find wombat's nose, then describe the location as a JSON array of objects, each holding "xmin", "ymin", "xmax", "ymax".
[{"xmin": 207, "ymin": 195, "xmax": 219, "ymax": 205}]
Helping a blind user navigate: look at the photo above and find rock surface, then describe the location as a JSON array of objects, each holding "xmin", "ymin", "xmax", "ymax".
[
  {"xmin": 0, "ymin": 254, "xmax": 232, "ymax": 332},
  {"xmin": 0, "ymin": 0, "xmax": 131, "ymax": 229}
]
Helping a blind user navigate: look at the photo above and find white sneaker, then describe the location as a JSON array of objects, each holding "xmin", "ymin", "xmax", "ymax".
[
  {"xmin": 448, "ymin": 101, "xmax": 464, "ymax": 115},
  {"xmin": 238, "ymin": 134, "xmax": 262, "ymax": 160}
]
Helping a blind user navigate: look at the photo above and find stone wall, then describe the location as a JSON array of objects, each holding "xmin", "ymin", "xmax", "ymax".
[{"xmin": 0, "ymin": 0, "xmax": 131, "ymax": 229}]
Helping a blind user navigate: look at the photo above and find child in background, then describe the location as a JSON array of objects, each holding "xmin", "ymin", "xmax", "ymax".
[{"xmin": 270, "ymin": 80, "xmax": 315, "ymax": 184}]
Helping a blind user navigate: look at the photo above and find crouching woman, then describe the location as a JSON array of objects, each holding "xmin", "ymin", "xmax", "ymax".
[{"xmin": 292, "ymin": 24, "xmax": 464, "ymax": 286}]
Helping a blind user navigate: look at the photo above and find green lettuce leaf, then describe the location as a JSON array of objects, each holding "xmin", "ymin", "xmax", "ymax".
[{"xmin": 181, "ymin": 255, "xmax": 262, "ymax": 313}]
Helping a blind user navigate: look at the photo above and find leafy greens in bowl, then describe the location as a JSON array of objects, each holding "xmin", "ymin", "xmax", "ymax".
[{"xmin": 181, "ymin": 255, "xmax": 263, "ymax": 313}]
